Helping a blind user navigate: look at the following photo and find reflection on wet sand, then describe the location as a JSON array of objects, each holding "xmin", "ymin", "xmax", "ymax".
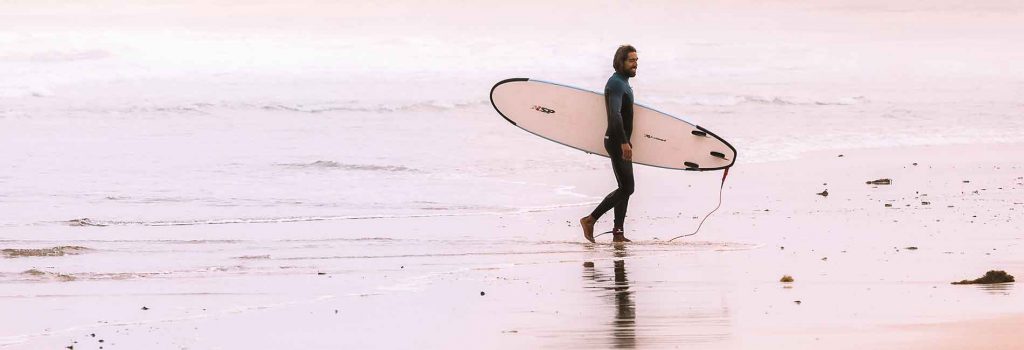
[
  {"xmin": 583, "ymin": 245, "xmax": 636, "ymax": 348},
  {"xmin": 978, "ymin": 283, "xmax": 1015, "ymax": 295}
]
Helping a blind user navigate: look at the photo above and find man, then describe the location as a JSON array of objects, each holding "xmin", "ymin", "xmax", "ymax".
[{"xmin": 580, "ymin": 45, "xmax": 638, "ymax": 243}]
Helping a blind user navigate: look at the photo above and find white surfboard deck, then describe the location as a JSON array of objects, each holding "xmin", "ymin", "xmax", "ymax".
[{"xmin": 489, "ymin": 78, "xmax": 736, "ymax": 171}]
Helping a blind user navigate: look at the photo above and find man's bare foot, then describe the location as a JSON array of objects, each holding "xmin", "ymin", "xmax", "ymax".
[
  {"xmin": 580, "ymin": 216, "xmax": 596, "ymax": 243},
  {"xmin": 611, "ymin": 228, "xmax": 631, "ymax": 243}
]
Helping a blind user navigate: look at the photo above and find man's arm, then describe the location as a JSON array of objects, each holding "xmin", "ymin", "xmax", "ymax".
[
  {"xmin": 606, "ymin": 81, "xmax": 632, "ymax": 161},
  {"xmin": 606, "ymin": 81, "xmax": 628, "ymax": 144}
]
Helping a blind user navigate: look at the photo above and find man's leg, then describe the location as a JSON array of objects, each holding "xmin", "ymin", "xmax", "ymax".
[
  {"xmin": 582, "ymin": 140, "xmax": 627, "ymax": 242},
  {"xmin": 611, "ymin": 159, "xmax": 634, "ymax": 228},
  {"xmin": 584, "ymin": 187, "xmax": 620, "ymax": 243},
  {"xmin": 611, "ymin": 158, "xmax": 634, "ymax": 243}
]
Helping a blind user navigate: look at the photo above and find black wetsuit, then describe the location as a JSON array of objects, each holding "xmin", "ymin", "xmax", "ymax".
[{"xmin": 590, "ymin": 72, "xmax": 634, "ymax": 229}]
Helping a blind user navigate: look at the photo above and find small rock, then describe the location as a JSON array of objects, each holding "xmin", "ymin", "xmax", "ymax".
[
  {"xmin": 780, "ymin": 275, "xmax": 794, "ymax": 283},
  {"xmin": 817, "ymin": 189, "xmax": 829, "ymax": 197},
  {"xmin": 794, "ymin": 300, "xmax": 802, "ymax": 305},
  {"xmin": 141, "ymin": 306, "xmax": 149, "ymax": 311},
  {"xmin": 583, "ymin": 261, "xmax": 594, "ymax": 268},
  {"xmin": 838, "ymin": 154, "xmax": 844, "ymax": 157},
  {"xmin": 905, "ymin": 246, "xmax": 919, "ymax": 250},
  {"xmin": 921, "ymin": 201, "xmax": 931, "ymax": 205},
  {"xmin": 480, "ymin": 291, "xmax": 486, "ymax": 296},
  {"xmin": 317, "ymin": 272, "xmax": 326, "ymax": 275},
  {"xmin": 884, "ymin": 203, "xmax": 893, "ymax": 207}
]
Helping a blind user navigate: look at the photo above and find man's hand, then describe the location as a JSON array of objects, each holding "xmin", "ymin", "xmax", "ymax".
[{"xmin": 621, "ymin": 143, "xmax": 632, "ymax": 161}]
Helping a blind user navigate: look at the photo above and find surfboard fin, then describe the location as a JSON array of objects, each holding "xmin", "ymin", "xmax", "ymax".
[
  {"xmin": 684, "ymin": 161, "xmax": 700, "ymax": 169},
  {"xmin": 710, "ymin": 151, "xmax": 727, "ymax": 159},
  {"xmin": 691, "ymin": 130, "xmax": 708, "ymax": 137}
]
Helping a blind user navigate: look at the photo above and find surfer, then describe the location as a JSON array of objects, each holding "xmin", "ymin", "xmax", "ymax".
[{"xmin": 581, "ymin": 45, "xmax": 638, "ymax": 243}]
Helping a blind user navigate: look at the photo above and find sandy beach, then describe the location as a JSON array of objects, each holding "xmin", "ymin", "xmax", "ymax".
[{"xmin": 2, "ymin": 140, "xmax": 1021, "ymax": 349}]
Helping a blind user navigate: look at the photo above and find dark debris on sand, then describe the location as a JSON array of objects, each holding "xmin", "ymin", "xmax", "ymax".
[
  {"xmin": 67, "ymin": 218, "xmax": 107, "ymax": 227},
  {"xmin": 866, "ymin": 178, "xmax": 892, "ymax": 185},
  {"xmin": 952, "ymin": 270, "xmax": 1015, "ymax": 285}
]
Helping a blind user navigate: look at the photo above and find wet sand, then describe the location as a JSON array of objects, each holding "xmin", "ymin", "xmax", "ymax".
[{"xmin": 1, "ymin": 142, "xmax": 1022, "ymax": 349}]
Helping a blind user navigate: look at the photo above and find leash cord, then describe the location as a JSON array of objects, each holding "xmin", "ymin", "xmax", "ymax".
[
  {"xmin": 592, "ymin": 167, "xmax": 731, "ymax": 241},
  {"xmin": 669, "ymin": 167, "xmax": 729, "ymax": 242}
]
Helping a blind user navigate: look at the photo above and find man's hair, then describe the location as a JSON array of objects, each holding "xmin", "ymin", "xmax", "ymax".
[{"xmin": 612, "ymin": 45, "xmax": 637, "ymax": 74}]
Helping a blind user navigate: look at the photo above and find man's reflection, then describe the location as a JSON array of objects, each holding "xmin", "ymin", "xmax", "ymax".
[{"xmin": 583, "ymin": 246, "xmax": 636, "ymax": 348}]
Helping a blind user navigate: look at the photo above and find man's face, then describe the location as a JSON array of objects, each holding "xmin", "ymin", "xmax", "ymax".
[{"xmin": 625, "ymin": 52, "xmax": 638, "ymax": 77}]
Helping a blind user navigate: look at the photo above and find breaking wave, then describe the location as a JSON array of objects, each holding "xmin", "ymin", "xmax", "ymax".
[
  {"xmin": 0, "ymin": 49, "xmax": 110, "ymax": 63},
  {"xmin": 44, "ymin": 99, "xmax": 487, "ymax": 115},
  {"xmin": 651, "ymin": 94, "xmax": 868, "ymax": 107},
  {"xmin": 260, "ymin": 99, "xmax": 487, "ymax": 113},
  {"xmin": 280, "ymin": 161, "xmax": 419, "ymax": 172},
  {"xmin": 0, "ymin": 86, "xmax": 53, "ymax": 99}
]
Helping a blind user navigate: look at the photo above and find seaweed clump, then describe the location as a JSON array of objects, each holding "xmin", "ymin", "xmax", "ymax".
[
  {"xmin": 2, "ymin": 246, "xmax": 89, "ymax": 258},
  {"xmin": 952, "ymin": 270, "xmax": 1015, "ymax": 285}
]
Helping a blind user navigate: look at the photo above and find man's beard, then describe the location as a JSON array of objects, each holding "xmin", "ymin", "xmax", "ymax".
[{"xmin": 628, "ymin": 69, "xmax": 636, "ymax": 77}]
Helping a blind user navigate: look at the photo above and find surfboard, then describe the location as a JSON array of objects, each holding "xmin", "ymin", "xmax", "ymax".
[{"xmin": 489, "ymin": 78, "xmax": 736, "ymax": 171}]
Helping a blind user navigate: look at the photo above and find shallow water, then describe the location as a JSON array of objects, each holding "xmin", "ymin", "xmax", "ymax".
[{"xmin": 2, "ymin": 0, "xmax": 1023, "ymax": 226}]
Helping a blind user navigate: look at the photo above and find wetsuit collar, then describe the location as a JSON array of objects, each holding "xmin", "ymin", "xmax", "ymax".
[{"xmin": 614, "ymin": 71, "xmax": 630, "ymax": 81}]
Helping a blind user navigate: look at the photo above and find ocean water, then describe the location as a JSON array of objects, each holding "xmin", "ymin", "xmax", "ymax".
[{"xmin": 2, "ymin": 0, "xmax": 1022, "ymax": 227}]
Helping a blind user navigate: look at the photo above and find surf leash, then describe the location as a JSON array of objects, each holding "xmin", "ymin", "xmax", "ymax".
[
  {"xmin": 593, "ymin": 166, "xmax": 732, "ymax": 242},
  {"xmin": 668, "ymin": 166, "xmax": 730, "ymax": 242}
]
